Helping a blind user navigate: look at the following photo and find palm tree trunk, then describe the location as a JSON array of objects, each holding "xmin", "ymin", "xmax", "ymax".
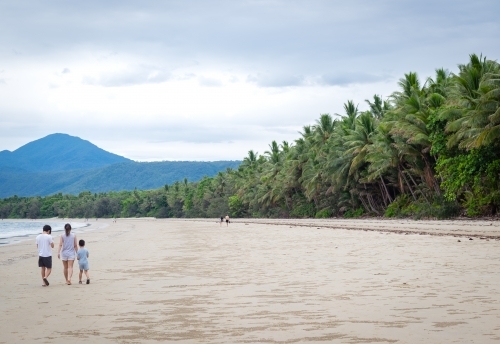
[
  {"xmin": 378, "ymin": 182, "xmax": 388, "ymax": 208},
  {"xmin": 422, "ymin": 154, "xmax": 441, "ymax": 195},
  {"xmin": 397, "ymin": 167, "xmax": 406, "ymax": 195},
  {"xmin": 367, "ymin": 194, "xmax": 381, "ymax": 214},
  {"xmin": 401, "ymin": 170, "xmax": 417, "ymax": 201},
  {"xmin": 359, "ymin": 196, "xmax": 371, "ymax": 213},
  {"xmin": 379, "ymin": 176, "xmax": 393, "ymax": 203},
  {"xmin": 406, "ymin": 171, "xmax": 431, "ymax": 204}
]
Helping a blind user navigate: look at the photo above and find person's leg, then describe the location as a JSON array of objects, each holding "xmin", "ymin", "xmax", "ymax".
[
  {"xmin": 84, "ymin": 269, "xmax": 90, "ymax": 280},
  {"xmin": 62, "ymin": 260, "xmax": 69, "ymax": 282},
  {"xmin": 41, "ymin": 267, "xmax": 46, "ymax": 284},
  {"xmin": 45, "ymin": 268, "xmax": 51, "ymax": 278},
  {"xmin": 67, "ymin": 260, "xmax": 74, "ymax": 284},
  {"xmin": 79, "ymin": 269, "xmax": 83, "ymax": 283}
]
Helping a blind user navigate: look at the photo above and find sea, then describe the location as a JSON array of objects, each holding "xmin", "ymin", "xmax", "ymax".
[{"xmin": 0, "ymin": 220, "xmax": 89, "ymax": 245}]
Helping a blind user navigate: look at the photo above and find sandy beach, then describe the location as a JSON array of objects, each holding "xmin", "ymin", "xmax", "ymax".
[{"xmin": 1, "ymin": 218, "xmax": 500, "ymax": 343}]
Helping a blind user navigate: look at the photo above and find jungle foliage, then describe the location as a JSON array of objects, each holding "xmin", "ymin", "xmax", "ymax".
[{"xmin": 1, "ymin": 54, "xmax": 500, "ymax": 219}]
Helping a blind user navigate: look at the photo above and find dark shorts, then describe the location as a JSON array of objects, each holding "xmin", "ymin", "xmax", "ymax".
[
  {"xmin": 226, "ymin": 219, "xmax": 229, "ymax": 223},
  {"xmin": 38, "ymin": 256, "xmax": 52, "ymax": 269}
]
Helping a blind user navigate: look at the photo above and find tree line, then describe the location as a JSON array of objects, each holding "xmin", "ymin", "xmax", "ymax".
[{"xmin": 1, "ymin": 54, "xmax": 499, "ymax": 219}]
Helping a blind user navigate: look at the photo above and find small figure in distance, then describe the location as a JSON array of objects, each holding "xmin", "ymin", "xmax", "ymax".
[
  {"xmin": 36, "ymin": 225, "xmax": 54, "ymax": 287},
  {"xmin": 77, "ymin": 239, "xmax": 90, "ymax": 284},
  {"xmin": 220, "ymin": 216, "xmax": 223, "ymax": 227},
  {"xmin": 225, "ymin": 214, "xmax": 230, "ymax": 227}
]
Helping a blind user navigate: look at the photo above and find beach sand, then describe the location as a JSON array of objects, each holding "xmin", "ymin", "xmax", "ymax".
[{"xmin": 1, "ymin": 218, "xmax": 500, "ymax": 343}]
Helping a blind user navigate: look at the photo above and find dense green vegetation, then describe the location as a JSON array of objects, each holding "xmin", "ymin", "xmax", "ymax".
[
  {"xmin": 1, "ymin": 54, "xmax": 499, "ymax": 219},
  {"xmin": 0, "ymin": 161, "xmax": 241, "ymax": 197}
]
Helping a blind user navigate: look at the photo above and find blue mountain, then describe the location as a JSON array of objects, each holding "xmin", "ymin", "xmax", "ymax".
[
  {"xmin": 0, "ymin": 133, "xmax": 240, "ymax": 197},
  {"xmin": 0, "ymin": 133, "xmax": 131, "ymax": 172}
]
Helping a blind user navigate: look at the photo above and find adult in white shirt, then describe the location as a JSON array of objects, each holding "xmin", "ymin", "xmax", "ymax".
[{"xmin": 36, "ymin": 225, "xmax": 54, "ymax": 287}]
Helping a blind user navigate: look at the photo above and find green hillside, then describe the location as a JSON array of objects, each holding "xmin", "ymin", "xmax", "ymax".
[
  {"xmin": 0, "ymin": 161, "xmax": 240, "ymax": 198},
  {"xmin": 0, "ymin": 133, "xmax": 130, "ymax": 172}
]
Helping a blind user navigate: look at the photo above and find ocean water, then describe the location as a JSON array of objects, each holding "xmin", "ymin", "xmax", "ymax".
[{"xmin": 0, "ymin": 221, "xmax": 88, "ymax": 245}]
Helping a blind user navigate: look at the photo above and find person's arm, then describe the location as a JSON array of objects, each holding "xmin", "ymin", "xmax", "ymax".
[
  {"xmin": 73, "ymin": 235, "xmax": 78, "ymax": 254},
  {"xmin": 50, "ymin": 236, "xmax": 54, "ymax": 248},
  {"xmin": 57, "ymin": 236, "xmax": 62, "ymax": 259},
  {"xmin": 87, "ymin": 250, "xmax": 89, "ymax": 258},
  {"xmin": 77, "ymin": 250, "xmax": 80, "ymax": 260}
]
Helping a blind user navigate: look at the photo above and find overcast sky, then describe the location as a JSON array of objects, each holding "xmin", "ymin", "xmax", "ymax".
[{"xmin": 0, "ymin": 0, "xmax": 499, "ymax": 161}]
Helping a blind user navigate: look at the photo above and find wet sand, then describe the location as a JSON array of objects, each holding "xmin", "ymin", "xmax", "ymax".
[{"xmin": 1, "ymin": 218, "xmax": 500, "ymax": 343}]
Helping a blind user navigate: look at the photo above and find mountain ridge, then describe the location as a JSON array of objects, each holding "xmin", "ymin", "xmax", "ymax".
[
  {"xmin": 0, "ymin": 133, "xmax": 131, "ymax": 172},
  {"xmin": 0, "ymin": 134, "xmax": 240, "ymax": 197}
]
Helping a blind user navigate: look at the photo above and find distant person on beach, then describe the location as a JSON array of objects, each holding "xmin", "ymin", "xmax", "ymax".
[
  {"xmin": 220, "ymin": 216, "xmax": 223, "ymax": 226},
  {"xmin": 77, "ymin": 239, "xmax": 90, "ymax": 284},
  {"xmin": 225, "ymin": 215, "xmax": 230, "ymax": 226},
  {"xmin": 36, "ymin": 225, "xmax": 54, "ymax": 287},
  {"xmin": 58, "ymin": 223, "xmax": 78, "ymax": 285}
]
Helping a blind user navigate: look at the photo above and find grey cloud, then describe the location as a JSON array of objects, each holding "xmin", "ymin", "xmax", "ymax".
[
  {"xmin": 198, "ymin": 76, "xmax": 222, "ymax": 87},
  {"xmin": 318, "ymin": 72, "xmax": 392, "ymax": 86},
  {"xmin": 144, "ymin": 125, "xmax": 295, "ymax": 144},
  {"xmin": 1, "ymin": 0, "xmax": 500, "ymax": 160},
  {"xmin": 176, "ymin": 73, "xmax": 196, "ymax": 81},
  {"xmin": 62, "ymin": 68, "xmax": 70, "ymax": 74},
  {"xmin": 83, "ymin": 65, "xmax": 170, "ymax": 87},
  {"xmin": 247, "ymin": 74, "xmax": 304, "ymax": 88},
  {"xmin": 1, "ymin": 0, "xmax": 498, "ymax": 86}
]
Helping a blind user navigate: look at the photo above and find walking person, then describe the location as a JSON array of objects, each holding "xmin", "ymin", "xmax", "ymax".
[
  {"xmin": 58, "ymin": 223, "xmax": 78, "ymax": 285},
  {"xmin": 225, "ymin": 214, "xmax": 230, "ymax": 227},
  {"xmin": 77, "ymin": 239, "xmax": 90, "ymax": 284},
  {"xmin": 36, "ymin": 225, "xmax": 54, "ymax": 286},
  {"xmin": 220, "ymin": 216, "xmax": 223, "ymax": 227}
]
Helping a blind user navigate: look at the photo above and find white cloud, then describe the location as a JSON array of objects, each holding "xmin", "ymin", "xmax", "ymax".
[{"xmin": 0, "ymin": 0, "xmax": 499, "ymax": 160}]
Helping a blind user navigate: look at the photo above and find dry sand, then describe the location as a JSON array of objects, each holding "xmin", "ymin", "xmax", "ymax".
[{"xmin": 1, "ymin": 218, "xmax": 500, "ymax": 343}]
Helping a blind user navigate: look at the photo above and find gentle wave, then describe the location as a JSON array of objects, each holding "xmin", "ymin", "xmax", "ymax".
[{"xmin": 0, "ymin": 221, "xmax": 88, "ymax": 244}]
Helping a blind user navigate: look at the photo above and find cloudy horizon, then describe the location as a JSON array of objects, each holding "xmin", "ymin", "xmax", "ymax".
[{"xmin": 1, "ymin": 0, "xmax": 499, "ymax": 161}]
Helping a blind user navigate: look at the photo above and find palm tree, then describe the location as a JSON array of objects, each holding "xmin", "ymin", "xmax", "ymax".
[
  {"xmin": 313, "ymin": 114, "xmax": 336, "ymax": 143},
  {"xmin": 445, "ymin": 54, "xmax": 500, "ymax": 149},
  {"xmin": 365, "ymin": 95, "xmax": 390, "ymax": 119}
]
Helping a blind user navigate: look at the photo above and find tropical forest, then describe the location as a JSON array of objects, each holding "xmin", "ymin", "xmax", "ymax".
[{"xmin": 1, "ymin": 54, "xmax": 500, "ymax": 220}]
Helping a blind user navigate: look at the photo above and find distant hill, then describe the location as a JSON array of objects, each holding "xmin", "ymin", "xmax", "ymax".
[
  {"xmin": 0, "ymin": 133, "xmax": 131, "ymax": 172},
  {"xmin": 0, "ymin": 133, "xmax": 240, "ymax": 197},
  {"xmin": 0, "ymin": 161, "xmax": 241, "ymax": 197}
]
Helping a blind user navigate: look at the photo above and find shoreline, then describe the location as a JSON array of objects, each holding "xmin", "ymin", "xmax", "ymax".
[
  {"xmin": 0, "ymin": 219, "xmax": 102, "ymax": 246},
  {"xmin": 176, "ymin": 217, "xmax": 500, "ymax": 239},
  {"xmin": 4, "ymin": 216, "xmax": 500, "ymax": 239}
]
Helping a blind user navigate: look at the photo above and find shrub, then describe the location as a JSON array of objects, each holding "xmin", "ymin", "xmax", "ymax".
[
  {"xmin": 344, "ymin": 208, "xmax": 364, "ymax": 218},
  {"xmin": 290, "ymin": 203, "xmax": 316, "ymax": 218},
  {"xmin": 315, "ymin": 209, "xmax": 332, "ymax": 218}
]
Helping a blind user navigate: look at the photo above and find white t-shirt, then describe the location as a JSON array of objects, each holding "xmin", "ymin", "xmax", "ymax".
[{"xmin": 36, "ymin": 233, "xmax": 53, "ymax": 257}]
